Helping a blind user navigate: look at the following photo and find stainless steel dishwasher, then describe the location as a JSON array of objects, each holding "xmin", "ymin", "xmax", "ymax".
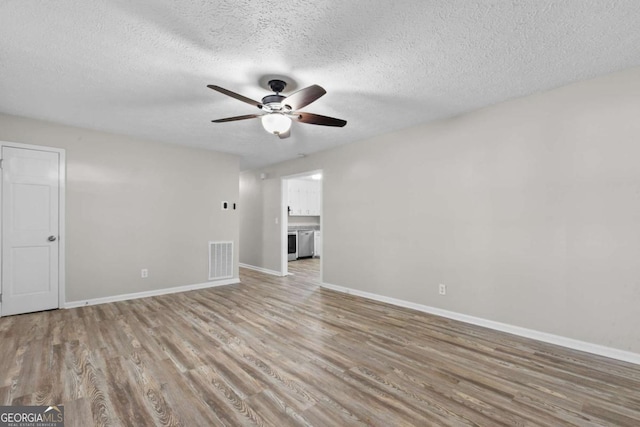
[{"xmin": 297, "ymin": 230, "xmax": 314, "ymax": 258}]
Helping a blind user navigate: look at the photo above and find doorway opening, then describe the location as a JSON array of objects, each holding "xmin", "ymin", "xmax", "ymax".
[{"xmin": 281, "ymin": 169, "xmax": 323, "ymax": 281}]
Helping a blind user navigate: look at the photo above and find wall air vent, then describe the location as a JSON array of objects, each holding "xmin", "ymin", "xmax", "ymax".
[{"xmin": 208, "ymin": 241, "xmax": 233, "ymax": 280}]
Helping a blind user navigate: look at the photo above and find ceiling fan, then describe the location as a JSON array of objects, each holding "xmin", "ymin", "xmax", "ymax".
[{"xmin": 208, "ymin": 79, "xmax": 347, "ymax": 139}]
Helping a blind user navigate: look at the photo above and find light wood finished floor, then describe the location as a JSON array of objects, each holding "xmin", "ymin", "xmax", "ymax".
[{"xmin": 1, "ymin": 258, "xmax": 639, "ymax": 426}]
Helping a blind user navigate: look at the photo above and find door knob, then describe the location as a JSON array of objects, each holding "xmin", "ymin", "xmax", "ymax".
[{"xmin": 48, "ymin": 235, "xmax": 57, "ymax": 242}]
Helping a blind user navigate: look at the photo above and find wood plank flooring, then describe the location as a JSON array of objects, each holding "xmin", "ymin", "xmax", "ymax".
[{"xmin": 1, "ymin": 258, "xmax": 639, "ymax": 426}]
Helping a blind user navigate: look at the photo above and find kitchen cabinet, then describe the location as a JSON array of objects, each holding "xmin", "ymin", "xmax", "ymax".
[
  {"xmin": 288, "ymin": 183, "xmax": 301, "ymax": 215},
  {"xmin": 288, "ymin": 179, "xmax": 321, "ymax": 216}
]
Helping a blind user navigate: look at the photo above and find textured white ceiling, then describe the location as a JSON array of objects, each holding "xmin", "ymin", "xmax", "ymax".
[{"xmin": 1, "ymin": 1, "xmax": 640, "ymax": 170}]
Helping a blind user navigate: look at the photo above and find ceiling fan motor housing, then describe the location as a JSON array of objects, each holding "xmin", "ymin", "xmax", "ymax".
[
  {"xmin": 262, "ymin": 94, "xmax": 286, "ymax": 105},
  {"xmin": 261, "ymin": 94, "xmax": 287, "ymax": 111}
]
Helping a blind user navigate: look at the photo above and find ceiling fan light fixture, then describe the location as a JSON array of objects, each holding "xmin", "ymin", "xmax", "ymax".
[{"xmin": 261, "ymin": 113, "xmax": 292, "ymax": 135}]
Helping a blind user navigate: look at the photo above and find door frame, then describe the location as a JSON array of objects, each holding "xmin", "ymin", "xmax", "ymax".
[
  {"xmin": 280, "ymin": 169, "xmax": 323, "ymax": 279},
  {"xmin": 0, "ymin": 141, "xmax": 66, "ymax": 316}
]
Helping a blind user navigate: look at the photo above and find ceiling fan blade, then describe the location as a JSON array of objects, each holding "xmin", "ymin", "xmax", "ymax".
[
  {"xmin": 277, "ymin": 128, "xmax": 291, "ymax": 139},
  {"xmin": 295, "ymin": 112, "xmax": 347, "ymax": 127},
  {"xmin": 283, "ymin": 85, "xmax": 326, "ymax": 110},
  {"xmin": 211, "ymin": 114, "xmax": 261, "ymax": 123},
  {"xmin": 207, "ymin": 85, "xmax": 263, "ymax": 109}
]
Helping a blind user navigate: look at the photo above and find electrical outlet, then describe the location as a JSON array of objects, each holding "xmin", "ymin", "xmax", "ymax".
[
  {"xmin": 141, "ymin": 268, "xmax": 148, "ymax": 278},
  {"xmin": 439, "ymin": 283, "xmax": 446, "ymax": 295}
]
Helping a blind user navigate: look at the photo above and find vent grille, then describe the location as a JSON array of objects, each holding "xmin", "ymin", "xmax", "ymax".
[{"xmin": 208, "ymin": 241, "xmax": 233, "ymax": 280}]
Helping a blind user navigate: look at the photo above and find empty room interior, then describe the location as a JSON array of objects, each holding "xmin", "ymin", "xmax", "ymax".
[{"xmin": 1, "ymin": 1, "xmax": 640, "ymax": 426}]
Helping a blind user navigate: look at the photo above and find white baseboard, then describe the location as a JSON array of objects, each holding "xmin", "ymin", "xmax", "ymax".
[
  {"xmin": 320, "ymin": 282, "xmax": 640, "ymax": 366},
  {"xmin": 65, "ymin": 278, "xmax": 240, "ymax": 309},
  {"xmin": 239, "ymin": 263, "xmax": 284, "ymax": 277}
]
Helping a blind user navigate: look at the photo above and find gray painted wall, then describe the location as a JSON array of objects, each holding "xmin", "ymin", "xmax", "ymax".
[
  {"xmin": 1, "ymin": 113, "xmax": 240, "ymax": 302},
  {"xmin": 239, "ymin": 172, "xmax": 281, "ymax": 271},
  {"xmin": 239, "ymin": 67, "xmax": 640, "ymax": 354}
]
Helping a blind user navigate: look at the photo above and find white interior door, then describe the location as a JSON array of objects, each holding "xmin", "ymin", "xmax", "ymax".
[{"xmin": 1, "ymin": 146, "xmax": 60, "ymax": 316}]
